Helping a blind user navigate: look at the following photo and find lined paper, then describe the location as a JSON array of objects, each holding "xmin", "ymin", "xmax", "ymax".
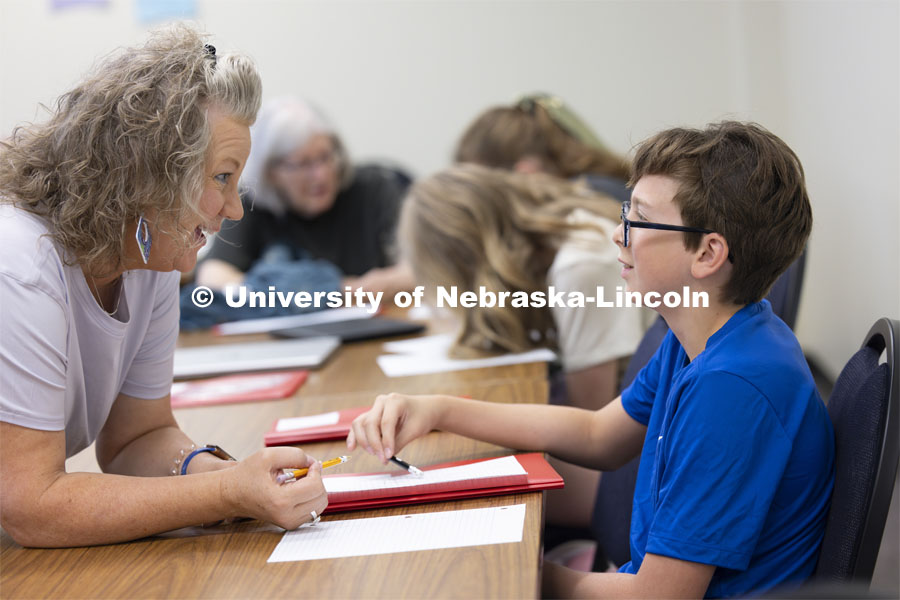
[
  {"xmin": 267, "ymin": 504, "xmax": 526, "ymax": 562},
  {"xmin": 323, "ymin": 455, "xmax": 527, "ymax": 500}
]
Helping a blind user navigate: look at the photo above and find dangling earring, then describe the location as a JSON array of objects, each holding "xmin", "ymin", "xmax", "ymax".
[{"xmin": 136, "ymin": 215, "xmax": 152, "ymax": 264}]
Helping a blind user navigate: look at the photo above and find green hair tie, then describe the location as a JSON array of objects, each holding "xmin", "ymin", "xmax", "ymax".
[{"xmin": 515, "ymin": 92, "xmax": 609, "ymax": 151}]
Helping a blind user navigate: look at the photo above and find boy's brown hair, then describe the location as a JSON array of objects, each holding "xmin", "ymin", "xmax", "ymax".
[{"xmin": 631, "ymin": 121, "xmax": 811, "ymax": 305}]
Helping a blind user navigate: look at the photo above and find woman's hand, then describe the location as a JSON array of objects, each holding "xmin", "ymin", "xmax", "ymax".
[
  {"xmin": 221, "ymin": 447, "xmax": 328, "ymax": 530},
  {"xmin": 348, "ymin": 263, "xmax": 415, "ymax": 298},
  {"xmin": 346, "ymin": 393, "xmax": 443, "ymax": 463}
]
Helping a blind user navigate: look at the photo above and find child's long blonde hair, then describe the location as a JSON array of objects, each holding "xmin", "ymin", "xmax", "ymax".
[{"xmin": 399, "ymin": 164, "xmax": 621, "ymax": 356}]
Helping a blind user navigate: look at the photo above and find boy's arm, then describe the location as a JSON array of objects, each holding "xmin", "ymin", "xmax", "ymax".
[
  {"xmin": 347, "ymin": 394, "xmax": 645, "ymax": 471},
  {"xmin": 543, "ymin": 553, "xmax": 715, "ymax": 599}
]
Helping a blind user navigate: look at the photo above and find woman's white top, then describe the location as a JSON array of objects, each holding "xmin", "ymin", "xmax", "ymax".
[
  {"xmin": 0, "ymin": 204, "xmax": 179, "ymax": 457},
  {"xmin": 547, "ymin": 209, "xmax": 648, "ymax": 372}
]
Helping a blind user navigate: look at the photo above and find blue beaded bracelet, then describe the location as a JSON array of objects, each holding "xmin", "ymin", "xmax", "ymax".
[{"xmin": 180, "ymin": 445, "xmax": 235, "ymax": 475}]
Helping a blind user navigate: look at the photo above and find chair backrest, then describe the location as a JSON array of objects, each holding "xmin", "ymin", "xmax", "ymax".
[
  {"xmin": 362, "ymin": 161, "xmax": 414, "ymax": 190},
  {"xmin": 815, "ymin": 317, "xmax": 900, "ymax": 583},
  {"xmin": 765, "ymin": 249, "xmax": 807, "ymax": 331}
]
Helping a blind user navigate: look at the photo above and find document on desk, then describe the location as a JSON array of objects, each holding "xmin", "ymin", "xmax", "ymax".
[
  {"xmin": 381, "ymin": 333, "xmax": 455, "ymax": 354},
  {"xmin": 265, "ymin": 407, "xmax": 369, "ymax": 446},
  {"xmin": 267, "ymin": 504, "xmax": 526, "ymax": 562},
  {"xmin": 213, "ymin": 306, "xmax": 374, "ymax": 336},
  {"xmin": 377, "ymin": 333, "xmax": 556, "ymax": 377},
  {"xmin": 321, "ymin": 453, "xmax": 564, "ymax": 514},
  {"xmin": 170, "ymin": 371, "xmax": 308, "ymax": 408},
  {"xmin": 324, "ymin": 454, "xmax": 527, "ymax": 500}
]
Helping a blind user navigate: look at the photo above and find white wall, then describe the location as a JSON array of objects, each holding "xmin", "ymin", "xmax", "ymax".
[
  {"xmin": 760, "ymin": 1, "xmax": 900, "ymax": 378},
  {"xmin": 1, "ymin": 0, "xmax": 897, "ymax": 379}
]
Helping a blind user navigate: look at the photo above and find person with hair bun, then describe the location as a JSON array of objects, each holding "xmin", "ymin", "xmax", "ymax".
[
  {"xmin": 0, "ymin": 25, "xmax": 327, "ymax": 548},
  {"xmin": 456, "ymin": 93, "xmax": 631, "ymax": 202}
]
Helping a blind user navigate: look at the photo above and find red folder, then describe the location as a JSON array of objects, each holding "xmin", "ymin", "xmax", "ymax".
[
  {"xmin": 170, "ymin": 370, "xmax": 308, "ymax": 408},
  {"xmin": 265, "ymin": 407, "xmax": 368, "ymax": 446},
  {"xmin": 322, "ymin": 453, "xmax": 563, "ymax": 514}
]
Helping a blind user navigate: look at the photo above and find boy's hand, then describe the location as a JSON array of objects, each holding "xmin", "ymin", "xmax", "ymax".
[{"xmin": 346, "ymin": 393, "xmax": 441, "ymax": 463}]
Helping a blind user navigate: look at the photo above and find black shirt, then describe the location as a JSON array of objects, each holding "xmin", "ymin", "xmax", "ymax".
[{"xmin": 204, "ymin": 165, "xmax": 409, "ymax": 276}]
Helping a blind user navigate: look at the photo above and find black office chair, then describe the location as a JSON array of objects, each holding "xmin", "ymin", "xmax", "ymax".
[
  {"xmin": 589, "ymin": 253, "xmax": 811, "ymax": 571},
  {"xmin": 765, "ymin": 250, "xmax": 807, "ymax": 331},
  {"xmin": 815, "ymin": 317, "xmax": 899, "ymax": 583},
  {"xmin": 363, "ymin": 161, "xmax": 415, "ymax": 191}
]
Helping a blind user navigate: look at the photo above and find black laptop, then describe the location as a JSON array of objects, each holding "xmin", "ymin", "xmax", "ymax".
[{"xmin": 271, "ymin": 317, "xmax": 425, "ymax": 343}]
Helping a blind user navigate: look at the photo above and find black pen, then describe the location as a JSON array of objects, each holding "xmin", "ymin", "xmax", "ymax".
[{"xmin": 390, "ymin": 456, "xmax": 424, "ymax": 476}]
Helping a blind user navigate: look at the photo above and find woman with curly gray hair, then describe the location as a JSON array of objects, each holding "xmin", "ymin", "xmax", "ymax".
[{"xmin": 0, "ymin": 25, "xmax": 327, "ymax": 547}]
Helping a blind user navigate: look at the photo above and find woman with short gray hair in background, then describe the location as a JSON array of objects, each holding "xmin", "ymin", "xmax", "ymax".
[
  {"xmin": 0, "ymin": 24, "xmax": 327, "ymax": 548},
  {"xmin": 196, "ymin": 96, "xmax": 413, "ymax": 299}
]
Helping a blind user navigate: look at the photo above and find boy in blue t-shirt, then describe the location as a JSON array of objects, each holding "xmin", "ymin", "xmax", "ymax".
[{"xmin": 347, "ymin": 121, "xmax": 835, "ymax": 598}]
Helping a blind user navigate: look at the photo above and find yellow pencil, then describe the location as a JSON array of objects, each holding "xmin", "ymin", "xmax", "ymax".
[{"xmin": 276, "ymin": 455, "xmax": 350, "ymax": 484}]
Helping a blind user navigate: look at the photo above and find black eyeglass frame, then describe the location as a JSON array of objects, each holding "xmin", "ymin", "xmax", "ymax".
[
  {"xmin": 619, "ymin": 200, "xmax": 715, "ymax": 248},
  {"xmin": 620, "ymin": 200, "xmax": 735, "ymax": 263}
]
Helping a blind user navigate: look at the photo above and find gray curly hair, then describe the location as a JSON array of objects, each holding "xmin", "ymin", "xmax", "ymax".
[{"xmin": 0, "ymin": 23, "xmax": 262, "ymax": 274}]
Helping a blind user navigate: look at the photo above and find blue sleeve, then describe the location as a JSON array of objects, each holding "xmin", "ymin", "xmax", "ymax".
[
  {"xmin": 620, "ymin": 331, "xmax": 671, "ymax": 426},
  {"xmin": 646, "ymin": 371, "xmax": 791, "ymax": 570}
]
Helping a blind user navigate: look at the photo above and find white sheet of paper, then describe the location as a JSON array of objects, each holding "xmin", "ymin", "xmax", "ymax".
[
  {"xmin": 381, "ymin": 333, "xmax": 454, "ymax": 355},
  {"xmin": 405, "ymin": 305, "xmax": 434, "ymax": 321},
  {"xmin": 376, "ymin": 347, "xmax": 556, "ymax": 377},
  {"xmin": 267, "ymin": 504, "xmax": 526, "ymax": 562},
  {"xmin": 215, "ymin": 306, "xmax": 374, "ymax": 336},
  {"xmin": 275, "ymin": 411, "xmax": 340, "ymax": 432},
  {"xmin": 323, "ymin": 455, "xmax": 526, "ymax": 494}
]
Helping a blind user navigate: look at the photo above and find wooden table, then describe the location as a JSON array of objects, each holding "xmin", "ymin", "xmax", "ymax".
[{"xmin": 1, "ymin": 325, "xmax": 551, "ymax": 599}]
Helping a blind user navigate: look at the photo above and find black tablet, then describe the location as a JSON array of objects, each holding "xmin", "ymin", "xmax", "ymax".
[{"xmin": 271, "ymin": 317, "xmax": 425, "ymax": 343}]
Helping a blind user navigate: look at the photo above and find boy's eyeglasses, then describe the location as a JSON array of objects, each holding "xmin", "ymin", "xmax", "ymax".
[{"xmin": 620, "ymin": 200, "xmax": 716, "ymax": 248}]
